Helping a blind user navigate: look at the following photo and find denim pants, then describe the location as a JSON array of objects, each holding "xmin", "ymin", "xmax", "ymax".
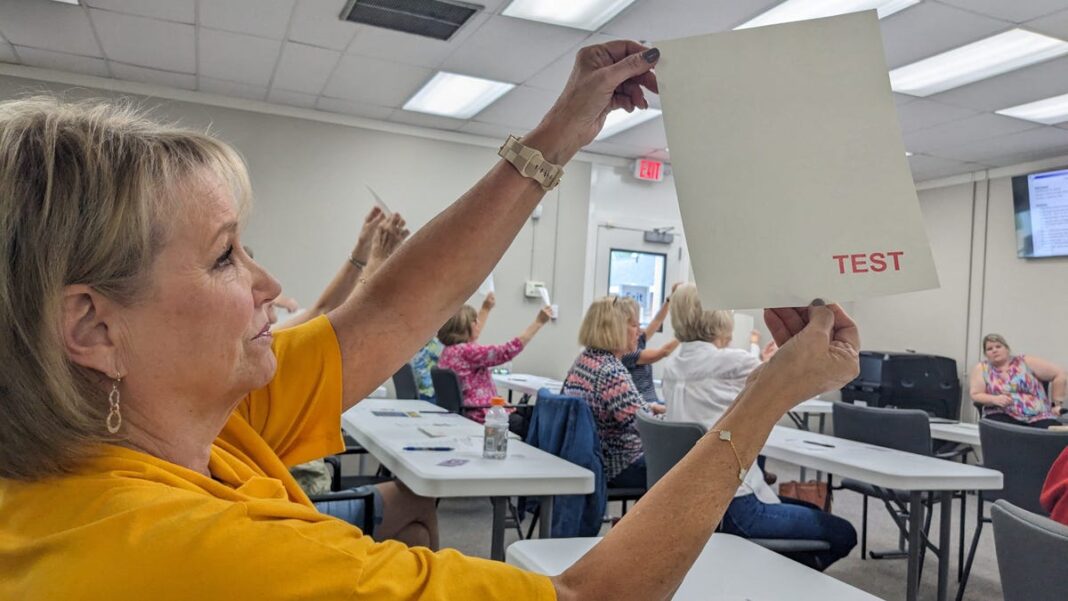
[
  {"xmin": 720, "ymin": 493, "xmax": 857, "ymax": 570},
  {"xmin": 608, "ymin": 456, "xmax": 647, "ymax": 488}
]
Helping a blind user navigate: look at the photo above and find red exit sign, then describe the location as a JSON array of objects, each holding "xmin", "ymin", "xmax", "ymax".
[{"xmin": 633, "ymin": 159, "xmax": 664, "ymax": 182}]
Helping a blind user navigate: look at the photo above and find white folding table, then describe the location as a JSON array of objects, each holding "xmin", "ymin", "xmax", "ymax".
[
  {"xmin": 929, "ymin": 422, "xmax": 980, "ymax": 447},
  {"xmin": 788, "ymin": 398, "xmax": 833, "ymax": 432},
  {"xmin": 492, "ymin": 372, "xmax": 564, "ymax": 404},
  {"xmin": 762, "ymin": 426, "xmax": 1002, "ymax": 601},
  {"xmin": 342, "ymin": 398, "xmax": 594, "ymax": 560},
  {"xmin": 507, "ymin": 533, "xmax": 883, "ymax": 600}
]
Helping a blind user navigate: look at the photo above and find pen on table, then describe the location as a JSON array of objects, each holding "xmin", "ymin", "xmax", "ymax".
[
  {"xmin": 402, "ymin": 446, "xmax": 455, "ymax": 451},
  {"xmin": 803, "ymin": 440, "xmax": 835, "ymax": 448}
]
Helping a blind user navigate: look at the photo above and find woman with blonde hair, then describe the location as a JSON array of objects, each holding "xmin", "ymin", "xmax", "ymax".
[
  {"xmin": 661, "ymin": 284, "xmax": 857, "ymax": 570},
  {"xmin": 618, "ymin": 289, "xmax": 680, "ymax": 404},
  {"xmin": 0, "ymin": 41, "xmax": 863, "ymax": 601},
  {"xmin": 562, "ymin": 297, "xmax": 666, "ymax": 488},
  {"xmin": 970, "ymin": 333, "xmax": 1066, "ymax": 428}
]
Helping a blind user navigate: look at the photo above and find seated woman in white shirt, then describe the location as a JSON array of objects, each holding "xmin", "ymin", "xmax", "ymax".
[{"xmin": 661, "ymin": 284, "xmax": 856, "ymax": 571}]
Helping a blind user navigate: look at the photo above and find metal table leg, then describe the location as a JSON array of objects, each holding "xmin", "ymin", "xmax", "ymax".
[
  {"xmin": 938, "ymin": 491, "xmax": 952, "ymax": 601},
  {"xmin": 491, "ymin": 496, "xmax": 507, "ymax": 561},
  {"xmin": 907, "ymin": 490, "xmax": 923, "ymax": 601},
  {"xmin": 538, "ymin": 496, "xmax": 553, "ymax": 539}
]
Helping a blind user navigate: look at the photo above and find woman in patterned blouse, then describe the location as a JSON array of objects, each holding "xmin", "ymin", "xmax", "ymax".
[
  {"xmin": 563, "ymin": 297, "xmax": 666, "ymax": 488},
  {"xmin": 438, "ymin": 300, "xmax": 552, "ymax": 423},
  {"xmin": 969, "ymin": 333, "xmax": 1066, "ymax": 427}
]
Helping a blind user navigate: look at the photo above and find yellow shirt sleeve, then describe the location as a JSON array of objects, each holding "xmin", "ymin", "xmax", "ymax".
[{"xmin": 233, "ymin": 315, "xmax": 345, "ymax": 467}]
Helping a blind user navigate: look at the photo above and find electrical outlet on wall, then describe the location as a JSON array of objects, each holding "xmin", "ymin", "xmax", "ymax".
[{"xmin": 524, "ymin": 281, "xmax": 545, "ymax": 298}]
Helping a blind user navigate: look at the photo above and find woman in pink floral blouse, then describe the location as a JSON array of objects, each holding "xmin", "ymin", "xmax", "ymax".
[{"xmin": 438, "ymin": 301, "xmax": 553, "ymax": 423}]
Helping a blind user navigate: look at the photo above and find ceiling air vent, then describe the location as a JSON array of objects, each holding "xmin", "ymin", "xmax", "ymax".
[{"xmin": 340, "ymin": 0, "xmax": 483, "ymax": 41}]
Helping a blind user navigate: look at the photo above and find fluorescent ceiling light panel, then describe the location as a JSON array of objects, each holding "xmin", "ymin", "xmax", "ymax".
[
  {"xmin": 595, "ymin": 108, "xmax": 661, "ymax": 140},
  {"xmin": 49, "ymin": 0, "xmax": 80, "ymax": 4},
  {"xmin": 890, "ymin": 29, "xmax": 1068, "ymax": 97},
  {"xmin": 737, "ymin": 0, "xmax": 920, "ymax": 30},
  {"xmin": 997, "ymin": 92, "xmax": 1068, "ymax": 125},
  {"xmin": 503, "ymin": 0, "xmax": 637, "ymax": 31},
  {"xmin": 403, "ymin": 72, "xmax": 515, "ymax": 119}
]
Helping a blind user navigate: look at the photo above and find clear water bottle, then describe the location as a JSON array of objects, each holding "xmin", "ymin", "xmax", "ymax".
[{"xmin": 483, "ymin": 396, "xmax": 509, "ymax": 460}]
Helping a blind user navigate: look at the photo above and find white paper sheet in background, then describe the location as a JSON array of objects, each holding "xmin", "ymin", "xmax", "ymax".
[
  {"xmin": 656, "ymin": 11, "xmax": 938, "ymax": 309},
  {"xmin": 478, "ymin": 274, "xmax": 495, "ymax": 295},
  {"xmin": 366, "ymin": 185, "xmax": 393, "ymax": 215},
  {"xmin": 537, "ymin": 286, "xmax": 552, "ymax": 308}
]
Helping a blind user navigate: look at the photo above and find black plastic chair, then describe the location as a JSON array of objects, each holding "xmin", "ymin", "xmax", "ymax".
[
  {"xmin": 991, "ymin": 500, "xmax": 1068, "ymax": 601},
  {"xmin": 392, "ymin": 363, "xmax": 419, "ymax": 400},
  {"xmin": 956, "ymin": 419, "xmax": 1068, "ymax": 601},
  {"xmin": 635, "ymin": 412, "xmax": 830, "ymax": 556},
  {"xmin": 430, "ymin": 367, "xmax": 478, "ymax": 417}
]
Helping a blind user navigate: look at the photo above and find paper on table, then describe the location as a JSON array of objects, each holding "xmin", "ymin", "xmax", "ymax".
[
  {"xmin": 366, "ymin": 185, "xmax": 392, "ymax": 215},
  {"xmin": 656, "ymin": 11, "xmax": 938, "ymax": 309},
  {"xmin": 478, "ymin": 274, "xmax": 495, "ymax": 295}
]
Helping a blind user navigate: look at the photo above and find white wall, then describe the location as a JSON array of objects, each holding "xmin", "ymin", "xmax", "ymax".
[{"xmin": 0, "ymin": 74, "xmax": 592, "ymax": 382}]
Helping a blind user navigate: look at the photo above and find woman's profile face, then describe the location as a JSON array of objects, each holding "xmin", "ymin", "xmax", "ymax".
[
  {"xmin": 984, "ymin": 341, "xmax": 1008, "ymax": 364},
  {"xmin": 470, "ymin": 317, "xmax": 482, "ymax": 342},
  {"xmin": 115, "ymin": 173, "xmax": 281, "ymax": 413}
]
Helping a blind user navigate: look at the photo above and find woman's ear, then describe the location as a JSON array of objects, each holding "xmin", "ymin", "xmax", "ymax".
[{"xmin": 61, "ymin": 285, "xmax": 123, "ymax": 376}]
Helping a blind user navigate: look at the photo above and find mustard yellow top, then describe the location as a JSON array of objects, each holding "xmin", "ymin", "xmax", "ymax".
[{"xmin": 0, "ymin": 316, "xmax": 556, "ymax": 600}]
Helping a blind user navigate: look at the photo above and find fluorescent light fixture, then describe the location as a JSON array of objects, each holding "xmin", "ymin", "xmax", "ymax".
[
  {"xmin": 997, "ymin": 92, "xmax": 1068, "ymax": 125},
  {"xmin": 503, "ymin": 0, "xmax": 637, "ymax": 31},
  {"xmin": 737, "ymin": 0, "xmax": 920, "ymax": 30},
  {"xmin": 905, "ymin": 151, "xmax": 913, "ymax": 156},
  {"xmin": 49, "ymin": 0, "xmax": 80, "ymax": 4},
  {"xmin": 595, "ymin": 108, "xmax": 662, "ymax": 140},
  {"xmin": 890, "ymin": 29, "xmax": 1068, "ymax": 97},
  {"xmin": 403, "ymin": 72, "xmax": 515, "ymax": 119}
]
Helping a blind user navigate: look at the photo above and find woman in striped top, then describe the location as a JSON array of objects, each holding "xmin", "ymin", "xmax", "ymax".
[{"xmin": 563, "ymin": 296, "xmax": 666, "ymax": 488}]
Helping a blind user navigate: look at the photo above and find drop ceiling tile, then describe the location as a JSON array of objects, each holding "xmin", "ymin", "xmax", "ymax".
[
  {"xmin": 903, "ymin": 113, "xmax": 1040, "ymax": 154},
  {"xmin": 0, "ymin": 41, "xmax": 17, "ymax": 64},
  {"xmin": 932, "ymin": 56, "xmax": 1068, "ymax": 112},
  {"xmin": 272, "ymin": 42, "xmax": 340, "ymax": 94},
  {"xmin": 907, "ymin": 154, "xmax": 987, "ymax": 181},
  {"xmin": 0, "ymin": 0, "xmax": 102, "ymax": 57},
  {"xmin": 322, "ymin": 54, "xmax": 431, "ymax": 107},
  {"xmin": 459, "ymin": 120, "xmax": 522, "ymax": 139},
  {"xmin": 316, "ymin": 96, "xmax": 394, "ymax": 120},
  {"xmin": 894, "ymin": 93, "xmax": 917, "ymax": 106},
  {"xmin": 601, "ymin": 114, "xmax": 667, "ymax": 149},
  {"xmin": 267, "ymin": 88, "xmax": 318, "ymax": 109},
  {"xmin": 977, "ymin": 149, "xmax": 1068, "ymax": 168},
  {"xmin": 289, "ymin": 0, "xmax": 355, "ymax": 50},
  {"xmin": 474, "ymin": 85, "xmax": 557, "ymax": 129},
  {"xmin": 938, "ymin": 0, "xmax": 1067, "ymax": 23},
  {"xmin": 1025, "ymin": 9, "xmax": 1068, "ymax": 40},
  {"xmin": 90, "ymin": 9, "xmax": 194, "ymax": 72},
  {"xmin": 603, "ymin": 0, "xmax": 779, "ymax": 40},
  {"xmin": 582, "ymin": 140, "xmax": 640, "ymax": 158},
  {"xmin": 110, "ymin": 62, "xmax": 196, "ymax": 89},
  {"xmin": 200, "ymin": 0, "xmax": 295, "ymax": 40},
  {"xmin": 84, "ymin": 0, "xmax": 194, "ymax": 23},
  {"xmin": 933, "ymin": 127, "xmax": 1068, "ymax": 164},
  {"xmin": 388, "ymin": 109, "xmax": 465, "ymax": 131},
  {"xmin": 895, "ymin": 99, "xmax": 979, "ymax": 133},
  {"xmin": 525, "ymin": 33, "xmax": 616, "ymax": 91},
  {"xmin": 345, "ymin": 12, "xmax": 490, "ymax": 68},
  {"xmin": 14, "ymin": 46, "xmax": 109, "ymax": 77},
  {"xmin": 199, "ymin": 28, "xmax": 282, "ymax": 87},
  {"xmin": 198, "ymin": 77, "xmax": 269, "ymax": 102},
  {"xmin": 441, "ymin": 15, "xmax": 586, "ymax": 83},
  {"xmin": 880, "ymin": 2, "xmax": 1010, "ymax": 69}
]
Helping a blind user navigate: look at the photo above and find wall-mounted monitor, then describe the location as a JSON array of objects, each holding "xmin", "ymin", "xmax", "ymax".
[{"xmin": 1013, "ymin": 167, "xmax": 1068, "ymax": 258}]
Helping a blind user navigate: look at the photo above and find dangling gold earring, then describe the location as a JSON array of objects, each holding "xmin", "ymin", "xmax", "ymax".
[{"xmin": 106, "ymin": 375, "xmax": 122, "ymax": 434}]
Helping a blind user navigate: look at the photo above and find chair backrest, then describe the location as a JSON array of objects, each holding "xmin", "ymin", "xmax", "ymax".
[
  {"xmin": 391, "ymin": 363, "xmax": 419, "ymax": 400},
  {"xmin": 991, "ymin": 500, "xmax": 1068, "ymax": 601},
  {"xmin": 832, "ymin": 401, "xmax": 933, "ymax": 455},
  {"xmin": 978, "ymin": 418, "xmax": 1068, "ymax": 511},
  {"xmin": 430, "ymin": 367, "xmax": 464, "ymax": 414},
  {"xmin": 634, "ymin": 411, "xmax": 705, "ymax": 488}
]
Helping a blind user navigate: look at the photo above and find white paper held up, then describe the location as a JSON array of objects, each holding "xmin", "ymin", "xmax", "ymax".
[
  {"xmin": 366, "ymin": 185, "xmax": 393, "ymax": 215},
  {"xmin": 478, "ymin": 274, "xmax": 495, "ymax": 296},
  {"xmin": 656, "ymin": 11, "xmax": 938, "ymax": 309}
]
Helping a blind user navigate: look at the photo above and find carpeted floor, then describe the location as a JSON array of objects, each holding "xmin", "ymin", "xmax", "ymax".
[{"xmin": 429, "ymin": 457, "xmax": 1002, "ymax": 601}]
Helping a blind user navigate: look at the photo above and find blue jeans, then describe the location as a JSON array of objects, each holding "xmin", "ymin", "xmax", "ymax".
[
  {"xmin": 608, "ymin": 456, "xmax": 647, "ymax": 488},
  {"xmin": 721, "ymin": 494, "xmax": 857, "ymax": 570}
]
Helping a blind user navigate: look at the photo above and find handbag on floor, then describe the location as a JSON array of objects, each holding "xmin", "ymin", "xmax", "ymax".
[{"xmin": 778, "ymin": 480, "xmax": 832, "ymax": 512}]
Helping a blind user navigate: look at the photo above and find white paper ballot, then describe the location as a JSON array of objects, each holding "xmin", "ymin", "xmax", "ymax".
[
  {"xmin": 478, "ymin": 274, "xmax": 495, "ymax": 295},
  {"xmin": 366, "ymin": 185, "xmax": 392, "ymax": 215},
  {"xmin": 537, "ymin": 286, "xmax": 552, "ymax": 308},
  {"xmin": 656, "ymin": 11, "xmax": 938, "ymax": 309}
]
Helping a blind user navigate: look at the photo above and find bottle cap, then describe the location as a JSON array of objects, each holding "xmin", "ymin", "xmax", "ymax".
[{"xmin": 490, "ymin": 396, "xmax": 506, "ymax": 406}]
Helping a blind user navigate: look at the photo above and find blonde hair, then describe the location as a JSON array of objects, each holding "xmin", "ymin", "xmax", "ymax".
[
  {"xmin": 619, "ymin": 296, "xmax": 641, "ymax": 322},
  {"xmin": 670, "ymin": 284, "xmax": 733, "ymax": 343},
  {"xmin": 578, "ymin": 296, "xmax": 631, "ymax": 352},
  {"xmin": 438, "ymin": 305, "xmax": 478, "ymax": 346},
  {"xmin": 0, "ymin": 97, "xmax": 252, "ymax": 480},
  {"xmin": 982, "ymin": 333, "xmax": 1010, "ymax": 354}
]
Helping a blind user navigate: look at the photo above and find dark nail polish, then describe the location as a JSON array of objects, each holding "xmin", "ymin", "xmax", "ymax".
[
  {"xmin": 642, "ymin": 48, "xmax": 660, "ymax": 63},
  {"xmin": 811, "ymin": 298, "xmax": 826, "ymax": 307}
]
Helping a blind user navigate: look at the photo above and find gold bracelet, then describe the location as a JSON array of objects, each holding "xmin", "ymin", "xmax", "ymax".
[
  {"xmin": 348, "ymin": 255, "xmax": 366, "ymax": 269},
  {"xmin": 708, "ymin": 430, "xmax": 747, "ymax": 483}
]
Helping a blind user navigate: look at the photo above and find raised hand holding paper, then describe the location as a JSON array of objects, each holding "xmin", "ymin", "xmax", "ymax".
[
  {"xmin": 366, "ymin": 185, "xmax": 393, "ymax": 215},
  {"xmin": 656, "ymin": 11, "xmax": 938, "ymax": 309}
]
